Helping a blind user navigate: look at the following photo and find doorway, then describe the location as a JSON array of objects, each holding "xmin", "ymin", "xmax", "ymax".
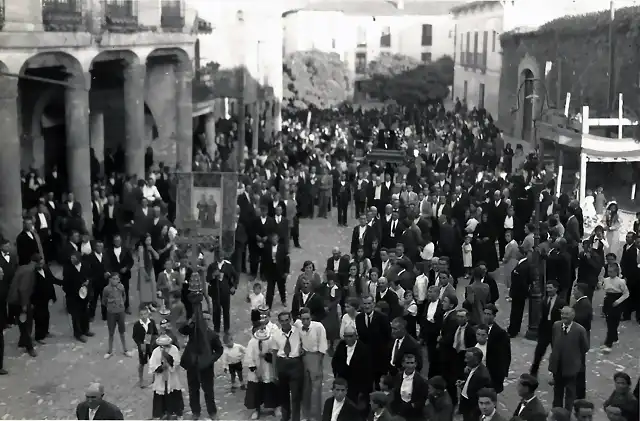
[{"xmin": 521, "ymin": 69, "xmax": 534, "ymax": 141}]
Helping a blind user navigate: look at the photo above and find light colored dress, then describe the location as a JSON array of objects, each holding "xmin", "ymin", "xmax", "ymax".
[
  {"xmin": 339, "ymin": 312, "xmax": 357, "ymax": 339},
  {"xmin": 502, "ymin": 239, "xmax": 520, "ymax": 288},
  {"xmin": 137, "ymin": 247, "xmax": 157, "ymax": 304},
  {"xmin": 581, "ymin": 195, "xmax": 598, "ymax": 228},
  {"xmin": 604, "ymin": 212, "xmax": 623, "ymax": 258}
]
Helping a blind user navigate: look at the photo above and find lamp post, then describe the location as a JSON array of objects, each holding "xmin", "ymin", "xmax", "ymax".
[{"xmin": 525, "ymin": 176, "xmax": 546, "ymax": 340}]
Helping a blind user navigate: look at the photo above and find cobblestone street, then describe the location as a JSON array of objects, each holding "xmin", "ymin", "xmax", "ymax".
[{"xmin": 0, "ymin": 212, "xmax": 638, "ymax": 420}]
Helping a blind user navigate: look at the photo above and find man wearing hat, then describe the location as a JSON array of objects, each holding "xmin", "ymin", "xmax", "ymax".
[
  {"xmin": 424, "ymin": 376, "xmax": 453, "ymax": 421},
  {"xmin": 76, "ymin": 382, "xmax": 123, "ymax": 420}
]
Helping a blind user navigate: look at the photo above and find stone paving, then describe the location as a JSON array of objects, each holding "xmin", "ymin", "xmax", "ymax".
[{"xmin": 0, "ymin": 210, "xmax": 638, "ymax": 420}]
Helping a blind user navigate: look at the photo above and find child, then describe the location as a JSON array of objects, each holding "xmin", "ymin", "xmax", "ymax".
[
  {"xmin": 132, "ymin": 305, "xmax": 159, "ymax": 388},
  {"xmin": 221, "ymin": 333, "xmax": 246, "ymax": 390},
  {"xmin": 248, "ymin": 282, "xmax": 266, "ymax": 310},
  {"xmin": 403, "ymin": 290, "xmax": 418, "ymax": 339},
  {"xmin": 169, "ymin": 290, "xmax": 187, "ymax": 334},
  {"xmin": 244, "ymin": 327, "xmax": 278, "ymax": 420},
  {"xmin": 102, "ymin": 273, "xmax": 134, "ymax": 359},
  {"xmin": 148, "ymin": 335, "xmax": 184, "ymax": 419},
  {"xmin": 157, "ymin": 259, "xmax": 177, "ymax": 314},
  {"xmin": 462, "ymin": 234, "xmax": 473, "ymax": 278}
]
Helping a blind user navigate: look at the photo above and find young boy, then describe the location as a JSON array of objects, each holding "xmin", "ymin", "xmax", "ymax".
[
  {"xmin": 247, "ymin": 282, "xmax": 266, "ymax": 310},
  {"xmin": 221, "ymin": 333, "xmax": 246, "ymax": 390},
  {"xmin": 132, "ymin": 305, "xmax": 158, "ymax": 388},
  {"xmin": 157, "ymin": 259, "xmax": 177, "ymax": 314},
  {"xmin": 102, "ymin": 273, "xmax": 134, "ymax": 359}
]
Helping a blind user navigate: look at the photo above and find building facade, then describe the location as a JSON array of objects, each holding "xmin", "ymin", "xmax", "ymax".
[
  {"xmin": 452, "ymin": 0, "xmax": 631, "ymax": 123},
  {"xmin": 0, "ymin": 0, "xmax": 204, "ymax": 238},
  {"xmin": 283, "ymin": 0, "xmax": 459, "ymax": 98},
  {"xmin": 197, "ymin": 0, "xmax": 286, "ymax": 149}
]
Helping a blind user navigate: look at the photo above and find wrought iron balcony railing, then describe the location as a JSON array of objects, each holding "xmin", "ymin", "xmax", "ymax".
[
  {"xmin": 42, "ymin": 0, "xmax": 84, "ymax": 32},
  {"xmin": 103, "ymin": 0, "xmax": 139, "ymax": 32},
  {"xmin": 161, "ymin": 0, "xmax": 185, "ymax": 31}
]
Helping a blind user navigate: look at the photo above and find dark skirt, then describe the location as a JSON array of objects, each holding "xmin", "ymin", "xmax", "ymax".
[
  {"xmin": 244, "ymin": 381, "xmax": 278, "ymax": 410},
  {"xmin": 152, "ymin": 389, "xmax": 184, "ymax": 418}
]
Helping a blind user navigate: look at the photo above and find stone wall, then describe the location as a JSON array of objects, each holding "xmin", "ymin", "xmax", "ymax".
[{"xmin": 498, "ymin": 7, "xmax": 640, "ymax": 137}]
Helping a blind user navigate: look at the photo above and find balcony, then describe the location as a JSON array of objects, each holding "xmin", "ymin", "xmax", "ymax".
[
  {"xmin": 0, "ymin": 0, "xmax": 4, "ymax": 30},
  {"xmin": 161, "ymin": 0, "xmax": 185, "ymax": 32},
  {"xmin": 103, "ymin": 0, "xmax": 139, "ymax": 33},
  {"xmin": 42, "ymin": 0, "xmax": 84, "ymax": 32}
]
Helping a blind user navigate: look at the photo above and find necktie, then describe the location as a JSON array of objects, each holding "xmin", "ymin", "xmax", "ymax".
[
  {"xmin": 455, "ymin": 327, "xmax": 465, "ymax": 351},
  {"xmin": 563, "ymin": 325, "xmax": 569, "ymax": 335},
  {"xmin": 366, "ymin": 313, "xmax": 371, "ymax": 327},
  {"xmin": 393, "ymin": 339, "xmax": 401, "ymax": 364},
  {"xmin": 284, "ymin": 332, "xmax": 292, "ymax": 357}
]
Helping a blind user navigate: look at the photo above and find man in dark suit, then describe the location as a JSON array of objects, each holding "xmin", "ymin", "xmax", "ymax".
[
  {"xmin": 0, "ymin": 238, "xmax": 18, "ymax": 328},
  {"xmin": 331, "ymin": 326, "xmax": 372, "ymax": 406},
  {"xmin": 336, "ymin": 173, "xmax": 351, "ymax": 227},
  {"xmin": 321, "ymin": 377, "xmax": 362, "ymax": 421},
  {"xmin": 261, "ymin": 232, "xmax": 290, "ymax": 309},
  {"xmin": 571, "ymin": 282, "xmax": 593, "ymax": 400},
  {"xmin": 564, "ymin": 206, "xmax": 582, "ymax": 282},
  {"xmin": 325, "ymin": 247, "xmax": 350, "ymax": 278},
  {"xmin": 16, "ymin": 217, "xmax": 41, "ymax": 266},
  {"xmin": 375, "ymin": 276, "xmax": 402, "ymax": 320},
  {"xmin": 388, "ymin": 317, "xmax": 423, "ymax": 376},
  {"xmin": 508, "ymin": 251, "xmax": 532, "ymax": 337},
  {"xmin": 354, "ymin": 175, "xmax": 369, "ymax": 219},
  {"xmin": 106, "ymin": 234, "xmax": 134, "ymax": 314},
  {"xmin": 548, "ymin": 306, "xmax": 589, "ymax": 410},
  {"xmin": 477, "ymin": 388, "xmax": 508, "ymax": 421},
  {"xmin": 351, "ymin": 215, "xmax": 376, "ymax": 257},
  {"xmin": 84, "ymin": 240, "xmax": 109, "ymax": 322},
  {"xmin": 620, "ymin": 232, "xmax": 640, "ymax": 322},
  {"xmin": 390, "ymin": 352, "xmax": 428, "ymax": 421},
  {"xmin": 206, "ymin": 253, "xmax": 238, "ymax": 334},
  {"xmin": 452, "ymin": 309, "xmax": 478, "ymax": 389},
  {"xmin": 481, "ymin": 304, "xmax": 511, "ymax": 394},
  {"xmin": 232, "ymin": 213, "xmax": 248, "ymax": 275},
  {"xmin": 530, "ymin": 280, "xmax": 566, "ymax": 376},
  {"xmin": 101, "ymin": 194, "xmax": 122, "ymax": 246},
  {"xmin": 250, "ymin": 205, "xmax": 276, "ymax": 277},
  {"xmin": 438, "ymin": 295, "xmax": 462, "ymax": 405},
  {"xmin": 63, "ymin": 252, "xmax": 95, "ymax": 342},
  {"xmin": 477, "ymin": 263, "xmax": 500, "ymax": 304},
  {"xmin": 513, "ymin": 374, "xmax": 547, "ymax": 421},
  {"xmin": 421, "ymin": 286, "xmax": 444, "ymax": 378},
  {"xmin": 457, "ymin": 347, "xmax": 492, "ymax": 421},
  {"xmin": 273, "ymin": 205, "xmax": 289, "ymax": 251},
  {"xmin": 76, "ymin": 383, "xmax": 123, "ymax": 420},
  {"xmin": 356, "ymin": 295, "xmax": 391, "ymax": 389},
  {"xmin": 291, "ymin": 277, "xmax": 325, "ymax": 322}
]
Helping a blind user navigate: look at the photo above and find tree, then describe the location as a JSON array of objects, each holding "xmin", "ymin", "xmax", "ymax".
[
  {"xmin": 360, "ymin": 53, "xmax": 451, "ymax": 105},
  {"xmin": 283, "ymin": 50, "xmax": 350, "ymax": 110}
]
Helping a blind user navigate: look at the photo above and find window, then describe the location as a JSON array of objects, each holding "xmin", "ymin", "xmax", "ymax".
[
  {"xmin": 473, "ymin": 31, "xmax": 478, "ymax": 66},
  {"xmin": 357, "ymin": 26, "xmax": 367, "ymax": 47},
  {"xmin": 463, "ymin": 80, "xmax": 468, "ymax": 101},
  {"xmin": 332, "ymin": 38, "xmax": 336, "ymax": 49},
  {"xmin": 421, "ymin": 24, "xmax": 433, "ymax": 46},
  {"xmin": 355, "ymin": 52, "xmax": 367, "ymax": 74},
  {"xmin": 481, "ymin": 31, "xmax": 488, "ymax": 70},
  {"xmin": 492, "ymin": 30, "xmax": 496, "ymax": 52},
  {"xmin": 479, "ymin": 83, "xmax": 485, "ymax": 108},
  {"xmin": 421, "ymin": 52, "xmax": 432, "ymax": 63},
  {"xmin": 380, "ymin": 26, "xmax": 391, "ymax": 47}
]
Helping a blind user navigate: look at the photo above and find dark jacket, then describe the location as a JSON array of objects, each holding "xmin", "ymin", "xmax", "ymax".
[
  {"xmin": 322, "ymin": 397, "xmax": 362, "ymax": 421},
  {"xmin": 76, "ymin": 400, "xmax": 123, "ymax": 420},
  {"xmin": 179, "ymin": 322, "xmax": 224, "ymax": 370}
]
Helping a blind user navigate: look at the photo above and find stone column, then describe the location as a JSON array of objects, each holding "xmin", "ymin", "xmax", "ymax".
[
  {"xmin": 204, "ymin": 112, "xmax": 216, "ymax": 157},
  {"xmin": 175, "ymin": 66, "xmax": 193, "ymax": 172},
  {"xmin": 274, "ymin": 101, "xmax": 282, "ymax": 133},
  {"xmin": 65, "ymin": 73, "xmax": 93, "ymax": 233},
  {"xmin": 264, "ymin": 100, "xmax": 273, "ymax": 144},
  {"xmin": 0, "ymin": 77, "xmax": 24, "ymax": 240},
  {"xmin": 252, "ymin": 102, "xmax": 260, "ymax": 152},
  {"xmin": 90, "ymin": 111, "xmax": 105, "ymax": 176},
  {"xmin": 123, "ymin": 63, "xmax": 146, "ymax": 178}
]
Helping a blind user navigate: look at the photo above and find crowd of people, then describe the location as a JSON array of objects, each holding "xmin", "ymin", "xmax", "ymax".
[{"xmin": 0, "ymin": 101, "xmax": 639, "ymax": 421}]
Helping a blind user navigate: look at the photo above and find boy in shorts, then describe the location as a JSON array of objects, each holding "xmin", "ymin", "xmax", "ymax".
[{"xmin": 132, "ymin": 305, "xmax": 158, "ymax": 388}]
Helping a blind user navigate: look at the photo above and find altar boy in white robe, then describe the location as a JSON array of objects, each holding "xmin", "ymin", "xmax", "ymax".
[{"xmin": 148, "ymin": 335, "xmax": 184, "ymax": 419}]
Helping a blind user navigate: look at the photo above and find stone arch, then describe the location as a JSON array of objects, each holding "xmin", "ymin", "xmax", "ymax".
[
  {"xmin": 89, "ymin": 49, "xmax": 143, "ymax": 69},
  {"xmin": 147, "ymin": 47, "xmax": 192, "ymax": 72},
  {"xmin": 514, "ymin": 53, "xmax": 542, "ymax": 143},
  {"xmin": 19, "ymin": 51, "xmax": 85, "ymax": 75}
]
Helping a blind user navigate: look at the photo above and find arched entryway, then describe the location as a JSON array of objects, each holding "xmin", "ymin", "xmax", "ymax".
[{"xmin": 521, "ymin": 69, "xmax": 534, "ymax": 141}]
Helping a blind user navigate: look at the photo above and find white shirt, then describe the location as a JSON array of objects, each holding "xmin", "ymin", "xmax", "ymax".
[
  {"xmin": 390, "ymin": 220, "xmax": 397, "ymax": 236},
  {"xmin": 400, "ymin": 370, "xmax": 414, "ymax": 402},
  {"xmin": 333, "ymin": 258, "xmax": 340, "ymax": 272},
  {"xmin": 113, "ymin": 247, "xmax": 121, "ymax": 262},
  {"xmin": 294, "ymin": 320, "xmax": 328, "ymax": 354},
  {"xmin": 38, "ymin": 213, "xmax": 48, "ymax": 229},
  {"xmin": 220, "ymin": 343, "xmax": 246, "ymax": 365},
  {"xmin": 381, "ymin": 260, "xmax": 390, "ymax": 274},
  {"xmin": 249, "ymin": 292, "xmax": 266, "ymax": 310},
  {"xmin": 358, "ymin": 225, "xmax": 367, "ymax": 241},
  {"xmin": 504, "ymin": 215, "xmax": 514, "ymax": 229},
  {"xmin": 26, "ymin": 231, "xmax": 34, "ymax": 240},
  {"xmin": 142, "ymin": 184, "xmax": 162, "ymax": 201},
  {"xmin": 461, "ymin": 366, "xmax": 478, "ymax": 398},
  {"xmin": 518, "ymin": 396, "xmax": 537, "ymax": 415},
  {"xmin": 272, "ymin": 327, "xmax": 303, "ymax": 358},
  {"xmin": 374, "ymin": 185, "xmax": 382, "ymax": 199},
  {"xmin": 331, "ymin": 398, "xmax": 345, "ymax": 421},
  {"xmin": 88, "ymin": 407, "xmax": 99, "ymax": 420},
  {"xmin": 482, "ymin": 409, "xmax": 497, "ymax": 421},
  {"xmin": 475, "ymin": 342, "xmax": 487, "ymax": 363},
  {"xmin": 276, "ymin": 215, "xmax": 282, "ymax": 224},
  {"xmin": 413, "ymin": 274, "xmax": 428, "ymax": 302},
  {"xmin": 94, "ymin": 252, "xmax": 102, "ymax": 263},
  {"xmin": 301, "ymin": 291, "xmax": 310, "ymax": 304},
  {"xmin": 2, "ymin": 253, "xmax": 9, "ymax": 263},
  {"xmin": 426, "ymin": 300, "xmax": 439, "ymax": 322},
  {"xmin": 346, "ymin": 343, "xmax": 356, "ymax": 365},
  {"xmin": 272, "ymin": 244, "xmax": 278, "ymax": 261}
]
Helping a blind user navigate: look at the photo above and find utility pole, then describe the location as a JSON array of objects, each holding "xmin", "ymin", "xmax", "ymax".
[
  {"xmin": 608, "ymin": 1, "xmax": 616, "ymax": 113},
  {"xmin": 236, "ymin": 10, "xmax": 246, "ymax": 171}
]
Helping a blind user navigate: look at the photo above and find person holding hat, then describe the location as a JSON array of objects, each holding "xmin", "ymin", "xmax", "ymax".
[
  {"xmin": 148, "ymin": 334, "xmax": 184, "ymax": 419},
  {"xmin": 63, "ymin": 251, "xmax": 95, "ymax": 343}
]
